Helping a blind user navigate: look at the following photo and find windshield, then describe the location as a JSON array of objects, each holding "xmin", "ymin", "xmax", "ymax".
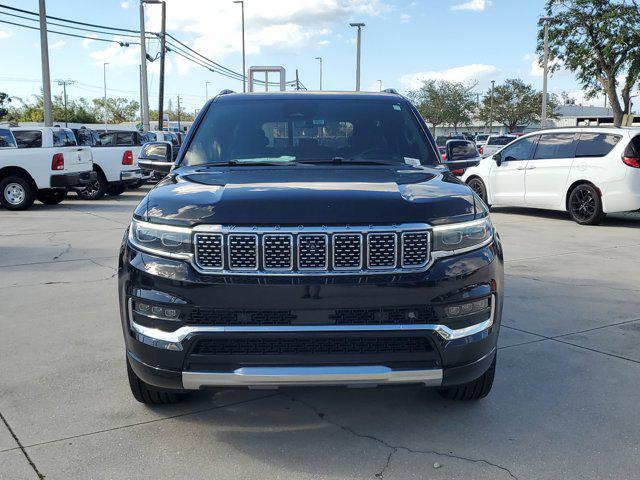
[
  {"xmin": 0, "ymin": 128, "xmax": 16, "ymax": 148},
  {"xmin": 488, "ymin": 136, "xmax": 515, "ymax": 146},
  {"xmin": 183, "ymin": 98, "xmax": 438, "ymax": 166}
]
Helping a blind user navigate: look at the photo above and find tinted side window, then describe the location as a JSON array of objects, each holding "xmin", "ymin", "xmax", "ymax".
[
  {"xmin": 533, "ymin": 133, "xmax": 577, "ymax": 160},
  {"xmin": 98, "ymin": 133, "xmax": 115, "ymax": 146},
  {"xmin": 0, "ymin": 129, "xmax": 16, "ymax": 148},
  {"xmin": 115, "ymin": 132, "xmax": 135, "ymax": 146},
  {"xmin": 63, "ymin": 130, "xmax": 77, "ymax": 146},
  {"xmin": 488, "ymin": 136, "xmax": 514, "ymax": 146},
  {"xmin": 501, "ymin": 135, "xmax": 538, "ymax": 161},
  {"xmin": 576, "ymin": 133, "xmax": 621, "ymax": 157},
  {"xmin": 52, "ymin": 130, "xmax": 63, "ymax": 147},
  {"xmin": 13, "ymin": 130, "xmax": 42, "ymax": 148},
  {"xmin": 624, "ymin": 135, "xmax": 640, "ymax": 158}
]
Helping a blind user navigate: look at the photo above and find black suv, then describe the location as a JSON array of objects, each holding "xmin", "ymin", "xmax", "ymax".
[{"xmin": 119, "ymin": 91, "xmax": 503, "ymax": 404}]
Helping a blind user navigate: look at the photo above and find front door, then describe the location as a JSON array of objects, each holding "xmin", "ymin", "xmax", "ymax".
[{"xmin": 488, "ymin": 135, "xmax": 538, "ymax": 206}]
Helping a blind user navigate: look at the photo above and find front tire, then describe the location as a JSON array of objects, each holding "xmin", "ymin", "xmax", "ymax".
[
  {"xmin": 568, "ymin": 183, "xmax": 605, "ymax": 225},
  {"xmin": 107, "ymin": 184, "xmax": 126, "ymax": 196},
  {"xmin": 467, "ymin": 177, "xmax": 489, "ymax": 206},
  {"xmin": 127, "ymin": 358, "xmax": 188, "ymax": 405},
  {"xmin": 77, "ymin": 172, "xmax": 108, "ymax": 200},
  {"xmin": 438, "ymin": 355, "xmax": 496, "ymax": 401},
  {"xmin": 37, "ymin": 189, "xmax": 67, "ymax": 205},
  {"xmin": 1, "ymin": 175, "xmax": 36, "ymax": 211}
]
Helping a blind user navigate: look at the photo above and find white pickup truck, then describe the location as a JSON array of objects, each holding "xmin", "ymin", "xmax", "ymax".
[
  {"xmin": 72, "ymin": 128, "xmax": 144, "ymax": 199},
  {"xmin": 1, "ymin": 126, "xmax": 95, "ymax": 210}
]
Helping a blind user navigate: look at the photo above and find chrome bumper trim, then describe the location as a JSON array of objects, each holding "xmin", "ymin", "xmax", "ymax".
[
  {"xmin": 182, "ymin": 366, "xmax": 443, "ymax": 389},
  {"xmin": 129, "ymin": 296, "xmax": 495, "ymax": 350},
  {"xmin": 120, "ymin": 170, "xmax": 143, "ymax": 181}
]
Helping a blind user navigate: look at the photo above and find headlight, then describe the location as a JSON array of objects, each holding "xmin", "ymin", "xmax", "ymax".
[
  {"xmin": 432, "ymin": 217, "xmax": 493, "ymax": 253},
  {"xmin": 128, "ymin": 219, "xmax": 192, "ymax": 258}
]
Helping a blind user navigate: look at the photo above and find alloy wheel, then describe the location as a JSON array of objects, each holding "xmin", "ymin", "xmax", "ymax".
[
  {"xmin": 4, "ymin": 182, "xmax": 26, "ymax": 206},
  {"xmin": 569, "ymin": 187, "xmax": 596, "ymax": 222}
]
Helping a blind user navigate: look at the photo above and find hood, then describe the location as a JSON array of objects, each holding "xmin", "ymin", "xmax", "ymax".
[{"xmin": 138, "ymin": 165, "xmax": 477, "ymax": 226}]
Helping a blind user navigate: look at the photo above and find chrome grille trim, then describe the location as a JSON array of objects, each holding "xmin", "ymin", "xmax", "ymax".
[
  {"xmin": 367, "ymin": 232, "xmax": 398, "ymax": 270},
  {"xmin": 227, "ymin": 234, "xmax": 259, "ymax": 271},
  {"xmin": 193, "ymin": 233, "xmax": 224, "ymax": 270},
  {"xmin": 401, "ymin": 231, "xmax": 431, "ymax": 268},
  {"xmin": 332, "ymin": 233, "xmax": 363, "ymax": 270},
  {"xmin": 191, "ymin": 223, "xmax": 434, "ymax": 276},
  {"xmin": 262, "ymin": 234, "xmax": 294, "ymax": 270},
  {"xmin": 297, "ymin": 234, "xmax": 329, "ymax": 270}
]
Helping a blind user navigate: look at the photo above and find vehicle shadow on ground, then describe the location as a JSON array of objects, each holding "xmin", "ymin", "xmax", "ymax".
[{"xmin": 491, "ymin": 206, "xmax": 640, "ymax": 228}]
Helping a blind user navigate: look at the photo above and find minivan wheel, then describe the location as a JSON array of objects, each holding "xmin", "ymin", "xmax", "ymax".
[
  {"xmin": 568, "ymin": 184, "xmax": 605, "ymax": 225},
  {"xmin": 126, "ymin": 358, "xmax": 188, "ymax": 405},
  {"xmin": 467, "ymin": 177, "xmax": 489, "ymax": 205},
  {"xmin": 0, "ymin": 175, "xmax": 36, "ymax": 210},
  {"xmin": 438, "ymin": 355, "xmax": 496, "ymax": 401},
  {"xmin": 77, "ymin": 172, "xmax": 107, "ymax": 200}
]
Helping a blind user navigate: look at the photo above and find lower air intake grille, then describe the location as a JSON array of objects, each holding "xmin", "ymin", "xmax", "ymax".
[
  {"xmin": 192, "ymin": 336, "xmax": 433, "ymax": 356},
  {"xmin": 188, "ymin": 308, "xmax": 296, "ymax": 326},
  {"xmin": 330, "ymin": 306, "xmax": 437, "ymax": 325}
]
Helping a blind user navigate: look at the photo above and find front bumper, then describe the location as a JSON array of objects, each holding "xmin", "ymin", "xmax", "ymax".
[
  {"xmin": 50, "ymin": 170, "xmax": 97, "ymax": 188},
  {"xmin": 119, "ymin": 238, "xmax": 503, "ymax": 391}
]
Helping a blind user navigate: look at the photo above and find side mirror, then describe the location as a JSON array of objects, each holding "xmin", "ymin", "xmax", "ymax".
[
  {"xmin": 493, "ymin": 152, "xmax": 502, "ymax": 166},
  {"xmin": 138, "ymin": 141, "xmax": 174, "ymax": 174},
  {"xmin": 445, "ymin": 139, "xmax": 481, "ymax": 170}
]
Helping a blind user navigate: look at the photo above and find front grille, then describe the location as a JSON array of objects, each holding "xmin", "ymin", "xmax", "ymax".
[
  {"xmin": 192, "ymin": 336, "xmax": 432, "ymax": 356},
  {"xmin": 193, "ymin": 225, "xmax": 432, "ymax": 274},
  {"xmin": 330, "ymin": 306, "xmax": 437, "ymax": 325},
  {"xmin": 368, "ymin": 233, "xmax": 397, "ymax": 268},
  {"xmin": 189, "ymin": 308, "xmax": 296, "ymax": 326},
  {"xmin": 187, "ymin": 306, "xmax": 438, "ymax": 326},
  {"xmin": 228, "ymin": 234, "xmax": 257, "ymax": 270}
]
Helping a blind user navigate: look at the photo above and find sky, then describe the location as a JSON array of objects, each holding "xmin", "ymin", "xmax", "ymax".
[{"xmin": 0, "ymin": 0, "xmax": 609, "ymax": 115}]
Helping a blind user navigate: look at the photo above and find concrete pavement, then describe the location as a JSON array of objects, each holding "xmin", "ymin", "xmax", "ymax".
[{"xmin": 1, "ymin": 188, "xmax": 639, "ymax": 479}]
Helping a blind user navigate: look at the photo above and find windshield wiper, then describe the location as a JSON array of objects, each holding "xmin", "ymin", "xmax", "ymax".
[{"xmin": 297, "ymin": 157, "xmax": 398, "ymax": 166}]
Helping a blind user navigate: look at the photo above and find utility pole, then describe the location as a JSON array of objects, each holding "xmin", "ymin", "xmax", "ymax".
[
  {"xmin": 540, "ymin": 16, "xmax": 553, "ymax": 129},
  {"xmin": 139, "ymin": 0, "xmax": 151, "ymax": 132},
  {"xmin": 55, "ymin": 79, "xmax": 75, "ymax": 127},
  {"xmin": 177, "ymin": 95, "xmax": 181, "ymax": 131},
  {"xmin": 488, "ymin": 80, "xmax": 495, "ymax": 133},
  {"xmin": 315, "ymin": 57, "xmax": 323, "ymax": 90},
  {"xmin": 138, "ymin": 64, "xmax": 143, "ymax": 127},
  {"xmin": 157, "ymin": 1, "xmax": 167, "ymax": 131},
  {"xmin": 205, "ymin": 81, "xmax": 211, "ymax": 102},
  {"xmin": 295, "ymin": 69, "xmax": 300, "ymax": 91},
  {"xmin": 350, "ymin": 23, "xmax": 365, "ymax": 91},
  {"xmin": 38, "ymin": 0, "xmax": 53, "ymax": 126},
  {"xmin": 103, "ymin": 63, "xmax": 109, "ymax": 131},
  {"xmin": 377, "ymin": 80, "xmax": 382, "ymax": 92},
  {"xmin": 233, "ymin": 1, "xmax": 246, "ymax": 92}
]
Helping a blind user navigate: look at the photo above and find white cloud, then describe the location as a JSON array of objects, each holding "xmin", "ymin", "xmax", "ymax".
[
  {"xmin": 317, "ymin": 39, "xmax": 331, "ymax": 46},
  {"xmin": 400, "ymin": 64, "xmax": 500, "ymax": 90},
  {"xmin": 82, "ymin": 34, "xmax": 98, "ymax": 48},
  {"xmin": 50, "ymin": 40, "xmax": 67, "ymax": 50},
  {"xmin": 0, "ymin": 30, "xmax": 11, "ymax": 40},
  {"xmin": 88, "ymin": 36, "xmax": 140, "ymax": 68},
  {"xmin": 142, "ymin": 0, "xmax": 388, "ymax": 76},
  {"xmin": 451, "ymin": 0, "xmax": 492, "ymax": 11},
  {"xmin": 525, "ymin": 53, "xmax": 562, "ymax": 77},
  {"xmin": 400, "ymin": 13, "xmax": 411, "ymax": 22},
  {"xmin": 120, "ymin": 1, "xmax": 130, "ymax": 8}
]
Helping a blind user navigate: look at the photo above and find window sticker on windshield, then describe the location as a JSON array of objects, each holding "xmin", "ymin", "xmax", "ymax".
[
  {"xmin": 404, "ymin": 157, "xmax": 421, "ymax": 167},
  {"xmin": 393, "ymin": 104, "xmax": 402, "ymax": 111}
]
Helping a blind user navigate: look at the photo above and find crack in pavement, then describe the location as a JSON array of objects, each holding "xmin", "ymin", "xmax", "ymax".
[
  {"xmin": 505, "ymin": 273, "xmax": 640, "ymax": 293},
  {"xmin": 287, "ymin": 395, "xmax": 518, "ymax": 480},
  {"xmin": 46, "ymin": 233, "xmax": 71, "ymax": 261},
  {"xmin": 0, "ymin": 271, "xmax": 117, "ymax": 289},
  {"xmin": 0, "ymin": 256, "xmax": 117, "ymax": 269},
  {"xmin": 0, "ymin": 411, "xmax": 45, "ymax": 479}
]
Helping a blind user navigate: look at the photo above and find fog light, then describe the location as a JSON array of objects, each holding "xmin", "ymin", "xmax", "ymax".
[
  {"xmin": 137, "ymin": 302, "xmax": 150, "ymax": 312},
  {"xmin": 444, "ymin": 298, "xmax": 489, "ymax": 317},
  {"xmin": 151, "ymin": 306, "xmax": 164, "ymax": 315},
  {"xmin": 164, "ymin": 308, "xmax": 178, "ymax": 318},
  {"xmin": 134, "ymin": 301, "xmax": 181, "ymax": 321}
]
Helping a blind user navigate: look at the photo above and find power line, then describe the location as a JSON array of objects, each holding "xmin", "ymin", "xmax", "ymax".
[{"xmin": 0, "ymin": 18, "xmax": 138, "ymax": 45}]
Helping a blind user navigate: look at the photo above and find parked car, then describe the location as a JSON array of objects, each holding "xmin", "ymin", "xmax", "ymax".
[
  {"xmin": 120, "ymin": 90, "xmax": 503, "ymax": 405},
  {"xmin": 474, "ymin": 134, "xmax": 491, "ymax": 148},
  {"xmin": 479, "ymin": 135, "xmax": 516, "ymax": 157},
  {"xmin": 461, "ymin": 127, "xmax": 640, "ymax": 224},
  {"xmin": 72, "ymin": 130, "xmax": 145, "ymax": 199},
  {"xmin": 2, "ymin": 126, "xmax": 95, "ymax": 210}
]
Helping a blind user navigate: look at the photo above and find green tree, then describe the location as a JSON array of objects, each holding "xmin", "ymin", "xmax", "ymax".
[
  {"xmin": 92, "ymin": 97, "xmax": 140, "ymax": 123},
  {"xmin": 442, "ymin": 81, "xmax": 476, "ymax": 132},
  {"xmin": 478, "ymin": 78, "xmax": 558, "ymax": 132},
  {"xmin": 0, "ymin": 92, "xmax": 11, "ymax": 121},
  {"xmin": 407, "ymin": 80, "xmax": 449, "ymax": 133},
  {"xmin": 538, "ymin": 0, "xmax": 640, "ymax": 126}
]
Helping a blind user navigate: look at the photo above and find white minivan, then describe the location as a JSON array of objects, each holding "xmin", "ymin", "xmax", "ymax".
[{"xmin": 461, "ymin": 127, "xmax": 640, "ymax": 224}]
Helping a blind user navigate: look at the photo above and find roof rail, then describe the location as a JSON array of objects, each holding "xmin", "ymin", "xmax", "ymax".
[
  {"xmin": 382, "ymin": 88, "xmax": 399, "ymax": 94},
  {"xmin": 219, "ymin": 89, "xmax": 235, "ymax": 95}
]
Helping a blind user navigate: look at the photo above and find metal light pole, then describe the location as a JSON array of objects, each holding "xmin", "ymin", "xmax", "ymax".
[
  {"xmin": 233, "ymin": 1, "xmax": 246, "ymax": 92},
  {"xmin": 540, "ymin": 16, "xmax": 553, "ymax": 129},
  {"xmin": 177, "ymin": 95, "xmax": 181, "ymax": 131},
  {"xmin": 38, "ymin": 0, "xmax": 53, "ymax": 126},
  {"xmin": 103, "ymin": 63, "xmax": 109, "ymax": 131},
  {"xmin": 205, "ymin": 81, "xmax": 211, "ymax": 102},
  {"xmin": 314, "ymin": 56, "xmax": 323, "ymax": 90},
  {"xmin": 55, "ymin": 79, "xmax": 75, "ymax": 127},
  {"xmin": 377, "ymin": 80, "xmax": 382, "ymax": 92},
  {"xmin": 349, "ymin": 23, "xmax": 365, "ymax": 91},
  {"xmin": 629, "ymin": 94, "xmax": 638, "ymax": 125},
  {"xmin": 488, "ymin": 80, "xmax": 495, "ymax": 133},
  {"xmin": 157, "ymin": 1, "xmax": 166, "ymax": 131},
  {"xmin": 139, "ymin": 0, "xmax": 151, "ymax": 132}
]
